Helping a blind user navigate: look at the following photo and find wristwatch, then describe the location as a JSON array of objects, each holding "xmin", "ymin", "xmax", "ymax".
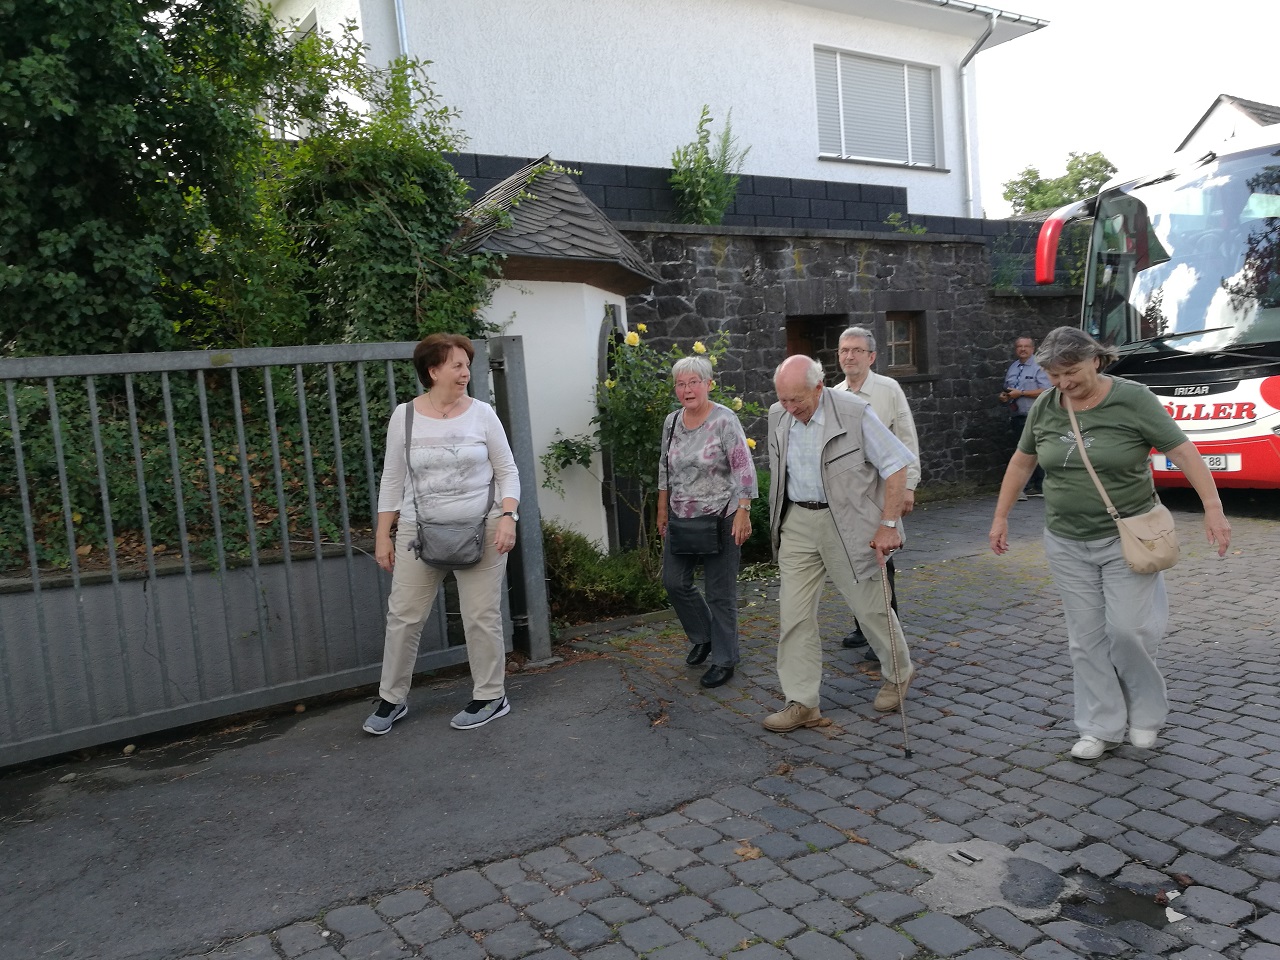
[
  {"xmin": 880, "ymin": 519, "xmax": 898, "ymax": 528},
  {"xmin": 501, "ymin": 510, "xmax": 519, "ymax": 522}
]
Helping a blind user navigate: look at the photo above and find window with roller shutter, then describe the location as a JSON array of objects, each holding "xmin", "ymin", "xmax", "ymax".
[{"xmin": 814, "ymin": 47, "xmax": 939, "ymax": 168}]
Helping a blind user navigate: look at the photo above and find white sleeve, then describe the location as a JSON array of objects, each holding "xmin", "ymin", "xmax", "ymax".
[
  {"xmin": 481, "ymin": 404, "xmax": 522, "ymax": 506},
  {"xmin": 377, "ymin": 403, "xmax": 409, "ymax": 514},
  {"xmin": 890, "ymin": 384, "xmax": 921, "ymax": 490}
]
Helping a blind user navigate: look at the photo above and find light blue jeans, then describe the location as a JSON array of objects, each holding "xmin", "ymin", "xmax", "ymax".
[{"xmin": 1043, "ymin": 528, "xmax": 1169, "ymax": 741}]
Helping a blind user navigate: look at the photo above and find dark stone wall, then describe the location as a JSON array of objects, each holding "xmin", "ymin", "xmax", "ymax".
[
  {"xmin": 447, "ymin": 151, "xmax": 1052, "ymax": 288},
  {"xmin": 618, "ymin": 225, "xmax": 1079, "ymax": 492}
]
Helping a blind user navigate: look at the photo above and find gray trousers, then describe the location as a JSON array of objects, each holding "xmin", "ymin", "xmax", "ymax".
[
  {"xmin": 662, "ymin": 514, "xmax": 741, "ymax": 668},
  {"xmin": 1043, "ymin": 528, "xmax": 1169, "ymax": 741}
]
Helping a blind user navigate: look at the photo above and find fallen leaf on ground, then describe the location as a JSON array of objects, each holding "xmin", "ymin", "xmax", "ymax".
[
  {"xmin": 735, "ymin": 843, "xmax": 762, "ymax": 860},
  {"xmin": 843, "ymin": 830, "xmax": 869, "ymax": 844}
]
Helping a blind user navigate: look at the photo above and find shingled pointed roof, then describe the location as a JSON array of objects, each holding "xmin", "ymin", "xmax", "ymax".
[
  {"xmin": 1223, "ymin": 94, "xmax": 1280, "ymax": 127},
  {"xmin": 460, "ymin": 156, "xmax": 659, "ymax": 297},
  {"xmin": 1177, "ymin": 94, "xmax": 1280, "ymax": 153}
]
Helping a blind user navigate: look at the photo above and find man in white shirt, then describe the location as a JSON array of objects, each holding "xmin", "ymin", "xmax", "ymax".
[{"xmin": 831, "ymin": 326, "xmax": 920, "ymax": 657}]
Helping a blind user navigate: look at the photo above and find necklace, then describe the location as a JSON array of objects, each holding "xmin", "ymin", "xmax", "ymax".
[
  {"xmin": 1072, "ymin": 377, "xmax": 1109, "ymax": 412},
  {"xmin": 427, "ymin": 391, "xmax": 463, "ymax": 418}
]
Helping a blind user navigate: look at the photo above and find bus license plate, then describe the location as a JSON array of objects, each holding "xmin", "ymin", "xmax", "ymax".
[{"xmin": 1162, "ymin": 454, "xmax": 1233, "ymax": 472}]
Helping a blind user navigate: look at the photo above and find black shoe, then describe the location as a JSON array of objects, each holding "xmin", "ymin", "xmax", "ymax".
[
  {"xmin": 700, "ymin": 664, "xmax": 734, "ymax": 688},
  {"xmin": 842, "ymin": 627, "xmax": 869, "ymax": 649},
  {"xmin": 1027, "ymin": 487, "xmax": 1044, "ymax": 498},
  {"xmin": 864, "ymin": 647, "xmax": 880, "ymax": 663},
  {"xmin": 685, "ymin": 643, "xmax": 711, "ymax": 666}
]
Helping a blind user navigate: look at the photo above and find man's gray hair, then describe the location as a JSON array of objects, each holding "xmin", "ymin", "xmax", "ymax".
[
  {"xmin": 671, "ymin": 355, "xmax": 713, "ymax": 381},
  {"xmin": 1035, "ymin": 326, "xmax": 1118, "ymax": 370},
  {"xmin": 774, "ymin": 355, "xmax": 824, "ymax": 388},
  {"xmin": 839, "ymin": 325, "xmax": 877, "ymax": 352}
]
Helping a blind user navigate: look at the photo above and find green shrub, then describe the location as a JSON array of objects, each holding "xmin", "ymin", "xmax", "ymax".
[
  {"xmin": 669, "ymin": 105, "xmax": 750, "ymax": 226},
  {"xmin": 541, "ymin": 521, "xmax": 668, "ymax": 625}
]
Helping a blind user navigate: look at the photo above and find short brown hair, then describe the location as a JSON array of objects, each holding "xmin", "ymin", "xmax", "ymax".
[{"xmin": 413, "ymin": 333, "xmax": 474, "ymax": 388}]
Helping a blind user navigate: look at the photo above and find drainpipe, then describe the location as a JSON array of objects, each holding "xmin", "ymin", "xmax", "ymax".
[
  {"xmin": 393, "ymin": 0, "xmax": 409, "ymax": 58},
  {"xmin": 958, "ymin": 11, "xmax": 995, "ymax": 218}
]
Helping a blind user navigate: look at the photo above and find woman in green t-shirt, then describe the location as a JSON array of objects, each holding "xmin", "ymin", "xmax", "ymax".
[{"xmin": 988, "ymin": 327, "xmax": 1231, "ymax": 761}]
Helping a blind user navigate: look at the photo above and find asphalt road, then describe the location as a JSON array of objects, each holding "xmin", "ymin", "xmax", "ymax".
[{"xmin": 0, "ymin": 659, "xmax": 771, "ymax": 960}]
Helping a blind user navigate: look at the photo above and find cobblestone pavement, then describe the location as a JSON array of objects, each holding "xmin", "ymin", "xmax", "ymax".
[{"xmin": 187, "ymin": 494, "xmax": 1280, "ymax": 960}]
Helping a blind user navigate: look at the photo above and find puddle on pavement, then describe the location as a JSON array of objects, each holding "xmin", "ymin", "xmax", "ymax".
[{"xmin": 1059, "ymin": 873, "xmax": 1170, "ymax": 929}]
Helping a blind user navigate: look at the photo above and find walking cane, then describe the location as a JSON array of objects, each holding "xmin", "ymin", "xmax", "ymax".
[{"xmin": 876, "ymin": 545, "xmax": 913, "ymax": 759}]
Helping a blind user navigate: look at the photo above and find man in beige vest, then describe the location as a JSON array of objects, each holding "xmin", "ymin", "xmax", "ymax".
[
  {"xmin": 831, "ymin": 326, "xmax": 920, "ymax": 657},
  {"xmin": 763, "ymin": 355, "xmax": 917, "ymax": 732}
]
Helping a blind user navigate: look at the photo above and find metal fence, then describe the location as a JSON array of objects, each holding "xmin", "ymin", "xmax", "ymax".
[{"xmin": 0, "ymin": 336, "xmax": 548, "ymax": 767}]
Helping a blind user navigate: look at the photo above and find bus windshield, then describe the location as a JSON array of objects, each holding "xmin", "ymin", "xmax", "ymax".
[{"xmin": 1084, "ymin": 145, "xmax": 1280, "ymax": 354}]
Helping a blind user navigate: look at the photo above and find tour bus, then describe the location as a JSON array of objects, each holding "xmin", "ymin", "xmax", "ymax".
[{"xmin": 1035, "ymin": 127, "xmax": 1280, "ymax": 488}]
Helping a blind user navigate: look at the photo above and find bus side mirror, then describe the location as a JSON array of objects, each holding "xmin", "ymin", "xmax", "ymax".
[{"xmin": 1034, "ymin": 199, "xmax": 1091, "ymax": 285}]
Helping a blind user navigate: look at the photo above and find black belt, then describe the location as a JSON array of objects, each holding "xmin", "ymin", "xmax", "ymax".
[{"xmin": 791, "ymin": 500, "xmax": 829, "ymax": 510}]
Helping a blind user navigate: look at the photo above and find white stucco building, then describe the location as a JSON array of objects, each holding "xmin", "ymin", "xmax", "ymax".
[
  {"xmin": 269, "ymin": 0, "xmax": 1045, "ymax": 219},
  {"xmin": 1177, "ymin": 94, "xmax": 1280, "ymax": 159}
]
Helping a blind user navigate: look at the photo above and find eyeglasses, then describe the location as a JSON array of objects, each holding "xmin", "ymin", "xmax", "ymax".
[
  {"xmin": 839, "ymin": 347, "xmax": 871, "ymax": 356},
  {"xmin": 674, "ymin": 379, "xmax": 705, "ymax": 390}
]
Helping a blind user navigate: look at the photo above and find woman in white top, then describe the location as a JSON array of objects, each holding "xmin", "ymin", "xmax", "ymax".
[{"xmin": 363, "ymin": 333, "xmax": 521, "ymax": 735}]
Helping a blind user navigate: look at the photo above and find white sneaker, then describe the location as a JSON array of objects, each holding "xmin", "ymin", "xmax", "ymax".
[
  {"xmin": 1129, "ymin": 728, "xmax": 1159, "ymax": 748},
  {"xmin": 1071, "ymin": 736, "xmax": 1120, "ymax": 760}
]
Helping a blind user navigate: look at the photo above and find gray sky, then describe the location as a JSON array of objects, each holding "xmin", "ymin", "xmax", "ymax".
[{"xmin": 975, "ymin": 0, "xmax": 1280, "ymax": 217}]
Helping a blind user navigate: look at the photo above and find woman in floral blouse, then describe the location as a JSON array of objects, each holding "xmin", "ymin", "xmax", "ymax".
[{"xmin": 656, "ymin": 355, "xmax": 758, "ymax": 689}]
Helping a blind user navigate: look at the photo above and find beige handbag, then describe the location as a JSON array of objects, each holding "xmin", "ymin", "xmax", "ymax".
[{"xmin": 1065, "ymin": 399, "xmax": 1179, "ymax": 574}]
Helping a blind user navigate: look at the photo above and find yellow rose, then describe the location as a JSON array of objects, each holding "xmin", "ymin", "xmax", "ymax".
[
  {"xmin": 625, "ymin": 331, "xmax": 640, "ymax": 346},
  {"xmin": 604, "ymin": 378, "xmax": 616, "ymax": 389},
  {"xmin": 746, "ymin": 438, "xmax": 756, "ymax": 450},
  {"xmin": 692, "ymin": 341, "xmax": 707, "ymax": 354},
  {"xmin": 636, "ymin": 323, "xmax": 647, "ymax": 333},
  {"xmin": 709, "ymin": 355, "xmax": 717, "ymax": 366},
  {"xmin": 732, "ymin": 397, "xmax": 743, "ymax": 411}
]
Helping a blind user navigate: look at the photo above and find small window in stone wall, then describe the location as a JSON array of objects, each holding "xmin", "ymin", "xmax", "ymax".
[
  {"xmin": 884, "ymin": 311, "xmax": 922, "ymax": 376},
  {"xmin": 785, "ymin": 316, "xmax": 823, "ymax": 360}
]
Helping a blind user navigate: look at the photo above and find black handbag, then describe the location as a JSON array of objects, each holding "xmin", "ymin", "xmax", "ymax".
[
  {"xmin": 403, "ymin": 403, "xmax": 494, "ymax": 570},
  {"xmin": 667, "ymin": 514, "xmax": 723, "ymax": 555},
  {"xmin": 662, "ymin": 412, "xmax": 724, "ymax": 556}
]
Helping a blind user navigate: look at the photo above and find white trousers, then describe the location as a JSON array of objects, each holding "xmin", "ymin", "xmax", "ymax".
[
  {"xmin": 777, "ymin": 505, "xmax": 913, "ymax": 708},
  {"xmin": 1043, "ymin": 528, "xmax": 1169, "ymax": 741},
  {"xmin": 377, "ymin": 518, "xmax": 508, "ymax": 704}
]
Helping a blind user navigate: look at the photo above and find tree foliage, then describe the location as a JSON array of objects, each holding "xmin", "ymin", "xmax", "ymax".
[
  {"xmin": 0, "ymin": 0, "xmax": 286, "ymax": 355},
  {"xmin": 264, "ymin": 26, "xmax": 498, "ymax": 346},
  {"xmin": 1002, "ymin": 151, "xmax": 1117, "ymax": 216},
  {"xmin": 0, "ymin": 2, "xmax": 497, "ymax": 356}
]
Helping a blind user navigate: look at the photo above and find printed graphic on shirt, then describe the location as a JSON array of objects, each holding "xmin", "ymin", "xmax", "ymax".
[{"xmin": 1056, "ymin": 430, "xmax": 1094, "ymax": 466}]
